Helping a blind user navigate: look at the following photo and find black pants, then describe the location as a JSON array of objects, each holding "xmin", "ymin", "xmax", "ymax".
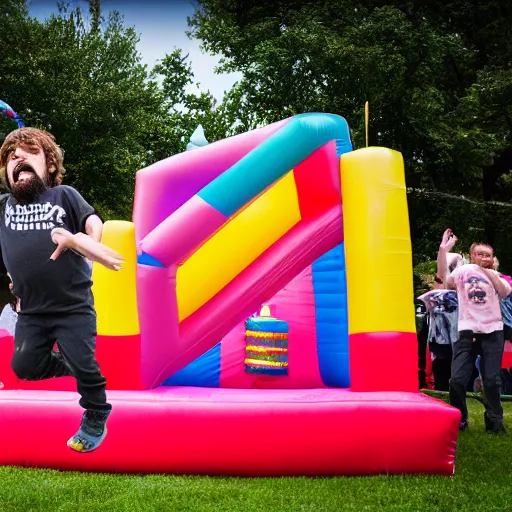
[
  {"xmin": 417, "ymin": 318, "xmax": 427, "ymax": 389},
  {"xmin": 449, "ymin": 330, "xmax": 504, "ymax": 425},
  {"xmin": 11, "ymin": 312, "xmax": 111, "ymax": 411},
  {"xmin": 430, "ymin": 342, "xmax": 453, "ymax": 391},
  {"xmin": 432, "ymin": 358, "xmax": 451, "ymax": 391}
]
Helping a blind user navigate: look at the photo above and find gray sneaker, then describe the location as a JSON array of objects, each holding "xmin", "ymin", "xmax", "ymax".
[{"xmin": 67, "ymin": 408, "xmax": 112, "ymax": 453}]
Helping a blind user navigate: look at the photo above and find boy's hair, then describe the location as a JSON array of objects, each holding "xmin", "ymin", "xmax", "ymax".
[
  {"xmin": 469, "ymin": 242, "xmax": 494, "ymax": 255},
  {"xmin": 0, "ymin": 127, "xmax": 65, "ymax": 188}
]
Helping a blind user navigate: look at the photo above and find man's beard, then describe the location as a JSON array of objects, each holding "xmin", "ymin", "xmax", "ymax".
[{"xmin": 10, "ymin": 163, "xmax": 48, "ymax": 205}]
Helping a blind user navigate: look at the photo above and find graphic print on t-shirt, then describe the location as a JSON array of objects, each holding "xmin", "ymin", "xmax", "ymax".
[
  {"xmin": 451, "ymin": 263, "xmax": 512, "ymax": 334},
  {"xmin": 4, "ymin": 201, "xmax": 66, "ymax": 231},
  {"xmin": 0, "ymin": 186, "xmax": 97, "ymax": 314},
  {"xmin": 465, "ymin": 276, "xmax": 488, "ymax": 304}
]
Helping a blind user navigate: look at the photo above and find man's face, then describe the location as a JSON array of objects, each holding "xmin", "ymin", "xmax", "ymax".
[
  {"xmin": 471, "ymin": 245, "xmax": 494, "ymax": 269},
  {"xmin": 5, "ymin": 145, "xmax": 48, "ymax": 203}
]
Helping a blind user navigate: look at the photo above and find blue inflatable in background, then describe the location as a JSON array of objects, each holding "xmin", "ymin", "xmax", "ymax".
[
  {"xmin": 0, "ymin": 99, "xmax": 24, "ymax": 128},
  {"xmin": 186, "ymin": 124, "xmax": 209, "ymax": 151}
]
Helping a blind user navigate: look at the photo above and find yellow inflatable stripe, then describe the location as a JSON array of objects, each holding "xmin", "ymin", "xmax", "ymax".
[
  {"xmin": 92, "ymin": 220, "xmax": 140, "ymax": 336},
  {"xmin": 176, "ymin": 171, "xmax": 301, "ymax": 321},
  {"xmin": 341, "ymin": 147, "xmax": 415, "ymax": 334}
]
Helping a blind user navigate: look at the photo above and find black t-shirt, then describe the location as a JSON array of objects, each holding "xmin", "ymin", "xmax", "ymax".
[{"xmin": 0, "ymin": 185, "xmax": 97, "ymax": 315}]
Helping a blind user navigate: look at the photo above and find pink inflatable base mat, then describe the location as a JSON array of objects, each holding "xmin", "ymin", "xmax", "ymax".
[{"xmin": 0, "ymin": 387, "xmax": 460, "ymax": 477}]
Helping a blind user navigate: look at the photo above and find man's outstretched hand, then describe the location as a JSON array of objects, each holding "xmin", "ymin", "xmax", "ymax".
[{"xmin": 50, "ymin": 228, "xmax": 124, "ymax": 271}]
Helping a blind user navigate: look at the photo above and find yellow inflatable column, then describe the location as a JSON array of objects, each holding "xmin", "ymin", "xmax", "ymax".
[
  {"xmin": 92, "ymin": 220, "xmax": 140, "ymax": 336},
  {"xmin": 341, "ymin": 147, "xmax": 417, "ymax": 391},
  {"xmin": 341, "ymin": 147, "xmax": 415, "ymax": 333}
]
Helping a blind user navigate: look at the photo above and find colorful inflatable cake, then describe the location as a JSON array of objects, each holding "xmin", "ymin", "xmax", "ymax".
[{"xmin": 245, "ymin": 308, "xmax": 289, "ymax": 375}]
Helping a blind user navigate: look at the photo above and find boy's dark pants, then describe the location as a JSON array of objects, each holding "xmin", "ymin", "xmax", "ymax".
[
  {"xmin": 11, "ymin": 312, "xmax": 111, "ymax": 412},
  {"xmin": 449, "ymin": 330, "xmax": 504, "ymax": 426}
]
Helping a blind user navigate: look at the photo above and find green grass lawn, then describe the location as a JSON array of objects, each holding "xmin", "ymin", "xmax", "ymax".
[{"xmin": 0, "ymin": 400, "xmax": 510, "ymax": 512}]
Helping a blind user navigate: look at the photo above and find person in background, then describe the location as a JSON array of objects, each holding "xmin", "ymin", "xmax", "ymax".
[
  {"xmin": 0, "ymin": 274, "xmax": 18, "ymax": 389},
  {"xmin": 0, "ymin": 274, "xmax": 18, "ymax": 336},
  {"xmin": 491, "ymin": 257, "xmax": 512, "ymax": 395},
  {"xmin": 493, "ymin": 257, "xmax": 512, "ymax": 342},
  {"xmin": 438, "ymin": 229, "xmax": 509, "ymax": 434},
  {"xmin": 470, "ymin": 256, "xmax": 511, "ymax": 393},
  {"xmin": 418, "ymin": 278, "xmax": 458, "ymax": 391},
  {"xmin": 415, "ymin": 298, "xmax": 428, "ymax": 389},
  {"xmin": 417, "ymin": 234, "xmax": 464, "ymax": 391}
]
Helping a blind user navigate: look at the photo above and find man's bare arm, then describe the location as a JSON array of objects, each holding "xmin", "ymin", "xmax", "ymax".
[
  {"xmin": 437, "ymin": 229, "xmax": 458, "ymax": 289},
  {"xmin": 50, "ymin": 228, "xmax": 124, "ymax": 271},
  {"xmin": 482, "ymin": 269, "xmax": 511, "ymax": 299},
  {"xmin": 85, "ymin": 214, "xmax": 103, "ymax": 243},
  {"xmin": 437, "ymin": 247, "xmax": 450, "ymax": 285}
]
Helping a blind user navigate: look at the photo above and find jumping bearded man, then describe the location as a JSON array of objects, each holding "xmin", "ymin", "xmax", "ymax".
[{"xmin": 0, "ymin": 127, "xmax": 124, "ymax": 452}]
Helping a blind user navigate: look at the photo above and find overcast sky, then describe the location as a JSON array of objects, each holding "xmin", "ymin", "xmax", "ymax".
[{"xmin": 28, "ymin": 0, "xmax": 241, "ymax": 102}]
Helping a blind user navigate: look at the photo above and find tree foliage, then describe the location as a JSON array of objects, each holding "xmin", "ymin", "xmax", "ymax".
[
  {"xmin": 188, "ymin": 0, "xmax": 512, "ymax": 273},
  {"xmin": 189, "ymin": 0, "xmax": 512, "ymax": 201},
  {"xmin": 0, "ymin": 0, "xmax": 227, "ymax": 220}
]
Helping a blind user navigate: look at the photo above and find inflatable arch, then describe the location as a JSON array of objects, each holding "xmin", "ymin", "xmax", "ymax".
[{"xmin": 0, "ymin": 113, "xmax": 460, "ymax": 476}]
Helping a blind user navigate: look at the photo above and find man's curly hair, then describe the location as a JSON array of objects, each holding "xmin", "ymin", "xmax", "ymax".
[{"xmin": 0, "ymin": 127, "xmax": 66, "ymax": 188}]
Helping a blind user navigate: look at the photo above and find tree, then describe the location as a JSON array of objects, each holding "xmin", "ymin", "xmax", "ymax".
[
  {"xmin": 188, "ymin": 0, "xmax": 512, "ymax": 201},
  {"xmin": 149, "ymin": 49, "xmax": 232, "ymax": 162},
  {"xmin": 0, "ymin": 0, "xmax": 32, "ymax": 138},
  {"xmin": 1, "ymin": 1, "xmax": 161, "ymax": 218},
  {"xmin": 88, "ymin": 0, "xmax": 101, "ymax": 34},
  {"xmin": 0, "ymin": 1, "xmax": 230, "ymax": 220}
]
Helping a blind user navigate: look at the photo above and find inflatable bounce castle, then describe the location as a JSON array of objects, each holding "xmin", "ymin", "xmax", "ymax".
[{"xmin": 0, "ymin": 113, "xmax": 460, "ymax": 476}]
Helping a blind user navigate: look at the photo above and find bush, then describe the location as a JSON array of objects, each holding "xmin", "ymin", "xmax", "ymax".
[{"xmin": 413, "ymin": 259, "xmax": 437, "ymax": 297}]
